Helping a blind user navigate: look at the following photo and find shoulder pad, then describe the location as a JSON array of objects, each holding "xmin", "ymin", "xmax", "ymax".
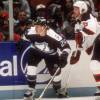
[{"xmin": 47, "ymin": 29, "xmax": 62, "ymax": 41}]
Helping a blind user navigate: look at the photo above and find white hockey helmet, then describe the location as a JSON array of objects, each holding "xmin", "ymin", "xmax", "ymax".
[{"xmin": 73, "ymin": 1, "xmax": 88, "ymax": 14}]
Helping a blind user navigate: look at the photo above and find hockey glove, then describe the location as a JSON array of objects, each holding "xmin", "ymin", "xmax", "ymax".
[
  {"xmin": 59, "ymin": 51, "xmax": 68, "ymax": 68},
  {"xmin": 85, "ymin": 45, "xmax": 93, "ymax": 55},
  {"xmin": 70, "ymin": 50, "xmax": 81, "ymax": 64}
]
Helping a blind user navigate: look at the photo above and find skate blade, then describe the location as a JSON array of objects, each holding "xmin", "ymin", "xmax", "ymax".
[{"xmin": 24, "ymin": 96, "xmax": 34, "ymax": 100}]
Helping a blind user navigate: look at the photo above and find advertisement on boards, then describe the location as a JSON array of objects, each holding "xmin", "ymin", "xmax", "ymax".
[{"xmin": 0, "ymin": 42, "xmax": 50, "ymax": 86}]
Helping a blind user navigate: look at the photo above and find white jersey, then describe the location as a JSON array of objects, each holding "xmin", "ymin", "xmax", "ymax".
[
  {"xmin": 75, "ymin": 14, "xmax": 100, "ymax": 50},
  {"xmin": 96, "ymin": 21, "xmax": 100, "ymax": 35}
]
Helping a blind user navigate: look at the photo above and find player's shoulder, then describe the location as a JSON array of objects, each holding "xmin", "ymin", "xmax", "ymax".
[
  {"xmin": 82, "ymin": 14, "xmax": 97, "ymax": 28},
  {"xmin": 27, "ymin": 26, "xmax": 36, "ymax": 35},
  {"xmin": 87, "ymin": 14, "xmax": 97, "ymax": 23},
  {"xmin": 47, "ymin": 28, "xmax": 62, "ymax": 41}
]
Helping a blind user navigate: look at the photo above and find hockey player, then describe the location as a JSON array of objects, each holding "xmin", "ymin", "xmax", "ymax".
[
  {"xmin": 21, "ymin": 17, "xmax": 71, "ymax": 100},
  {"xmin": 70, "ymin": 0, "xmax": 98, "ymax": 64},
  {"xmin": 70, "ymin": 0, "xmax": 100, "ymax": 96}
]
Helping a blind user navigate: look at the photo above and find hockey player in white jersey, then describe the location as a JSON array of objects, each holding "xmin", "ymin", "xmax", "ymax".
[
  {"xmin": 21, "ymin": 17, "xmax": 71, "ymax": 100},
  {"xmin": 70, "ymin": 0, "xmax": 100, "ymax": 96}
]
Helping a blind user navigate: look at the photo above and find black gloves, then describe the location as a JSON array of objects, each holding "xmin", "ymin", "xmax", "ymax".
[
  {"xmin": 70, "ymin": 50, "xmax": 81, "ymax": 64},
  {"xmin": 59, "ymin": 51, "xmax": 68, "ymax": 68}
]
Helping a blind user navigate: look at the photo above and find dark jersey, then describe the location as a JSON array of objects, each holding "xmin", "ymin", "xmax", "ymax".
[{"xmin": 23, "ymin": 27, "xmax": 71, "ymax": 56}]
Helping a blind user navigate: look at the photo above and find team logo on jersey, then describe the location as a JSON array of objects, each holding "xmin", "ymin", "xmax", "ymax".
[
  {"xmin": 35, "ymin": 42, "xmax": 50, "ymax": 52},
  {"xmin": 60, "ymin": 39, "xmax": 67, "ymax": 47}
]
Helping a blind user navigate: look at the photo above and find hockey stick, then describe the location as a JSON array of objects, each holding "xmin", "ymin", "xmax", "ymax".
[
  {"xmin": 64, "ymin": 41, "xmax": 78, "ymax": 92},
  {"xmin": 64, "ymin": 64, "xmax": 73, "ymax": 93},
  {"xmin": 37, "ymin": 67, "xmax": 60, "ymax": 100},
  {"xmin": 64, "ymin": 41, "xmax": 78, "ymax": 90}
]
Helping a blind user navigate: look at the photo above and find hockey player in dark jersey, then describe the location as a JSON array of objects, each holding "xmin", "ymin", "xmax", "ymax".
[{"xmin": 21, "ymin": 17, "xmax": 71, "ymax": 100}]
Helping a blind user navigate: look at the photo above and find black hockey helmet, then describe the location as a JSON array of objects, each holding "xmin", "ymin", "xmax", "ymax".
[{"xmin": 34, "ymin": 16, "xmax": 48, "ymax": 26}]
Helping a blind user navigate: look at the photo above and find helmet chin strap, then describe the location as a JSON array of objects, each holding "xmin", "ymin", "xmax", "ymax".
[{"xmin": 75, "ymin": 15, "xmax": 82, "ymax": 22}]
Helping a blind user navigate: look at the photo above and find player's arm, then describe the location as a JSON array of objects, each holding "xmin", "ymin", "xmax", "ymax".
[
  {"xmin": 58, "ymin": 36, "xmax": 71, "ymax": 68},
  {"xmin": 47, "ymin": 29, "xmax": 71, "ymax": 67},
  {"xmin": 70, "ymin": 20, "xmax": 96, "ymax": 64}
]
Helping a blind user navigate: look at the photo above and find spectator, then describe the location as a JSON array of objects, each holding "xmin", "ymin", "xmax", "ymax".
[
  {"xmin": 35, "ymin": 4, "xmax": 46, "ymax": 18},
  {"xmin": 62, "ymin": 0, "xmax": 74, "ymax": 39},
  {"xmin": 0, "ymin": 11, "xmax": 9, "ymax": 41},
  {"xmin": 15, "ymin": 18, "xmax": 32, "ymax": 36},
  {"xmin": 0, "ymin": 1, "xmax": 4, "ymax": 11},
  {"xmin": 0, "ymin": 10, "xmax": 21, "ymax": 41},
  {"xmin": 15, "ymin": 10, "xmax": 28, "ymax": 25},
  {"xmin": 47, "ymin": 1, "xmax": 63, "ymax": 33},
  {"xmin": 19, "ymin": 0, "xmax": 31, "ymax": 18},
  {"xmin": 13, "ymin": 1, "xmax": 21, "ymax": 21}
]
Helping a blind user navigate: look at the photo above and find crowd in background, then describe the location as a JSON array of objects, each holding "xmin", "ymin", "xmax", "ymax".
[{"xmin": 0, "ymin": 0, "xmax": 100, "ymax": 41}]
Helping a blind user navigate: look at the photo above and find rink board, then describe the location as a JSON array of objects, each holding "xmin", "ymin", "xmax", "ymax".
[
  {"xmin": 7, "ymin": 96, "xmax": 100, "ymax": 100},
  {"xmin": 0, "ymin": 41, "xmax": 98, "ymax": 99}
]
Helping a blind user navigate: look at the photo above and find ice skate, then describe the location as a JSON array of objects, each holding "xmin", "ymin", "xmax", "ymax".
[
  {"xmin": 94, "ymin": 92, "xmax": 100, "ymax": 96},
  {"xmin": 24, "ymin": 89, "xmax": 35, "ymax": 100},
  {"xmin": 56, "ymin": 88, "xmax": 69, "ymax": 98},
  {"xmin": 94, "ymin": 88, "xmax": 100, "ymax": 96}
]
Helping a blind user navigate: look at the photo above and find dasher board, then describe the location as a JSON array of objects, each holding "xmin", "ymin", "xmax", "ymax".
[{"xmin": 7, "ymin": 96, "xmax": 100, "ymax": 100}]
